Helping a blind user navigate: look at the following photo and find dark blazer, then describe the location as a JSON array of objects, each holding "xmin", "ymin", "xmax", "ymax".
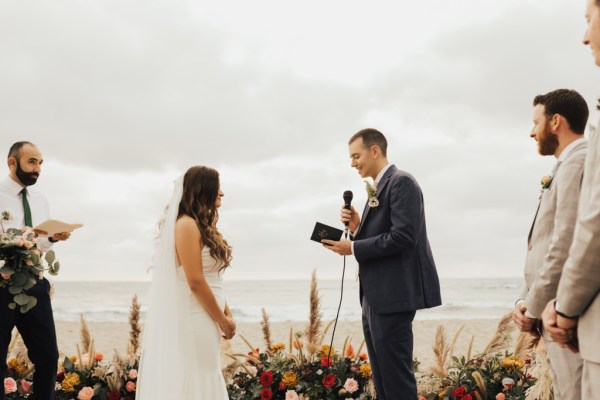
[{"xmin": 354, "ymin": 165, "xmax": 442, "ymax": 314}]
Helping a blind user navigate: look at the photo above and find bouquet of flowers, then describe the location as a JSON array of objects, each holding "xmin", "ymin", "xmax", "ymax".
[{"xmin": 0, "ymin": 210, "xmax": 60, "ymax": 313}]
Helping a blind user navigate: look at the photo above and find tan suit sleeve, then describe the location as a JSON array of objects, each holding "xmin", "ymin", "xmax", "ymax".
[
  {"xmin": 557, "ymin": 133, "xmax": 600, "ymax": 316},
  {"xmin": 525, "ymin": 151, "xmax": 585, "ymax": 317}
]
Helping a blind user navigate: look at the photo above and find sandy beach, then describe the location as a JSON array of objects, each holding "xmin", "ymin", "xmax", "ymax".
[{"xmin": 55, "ymin": 318, "xmax": 509, "ymax": 371}]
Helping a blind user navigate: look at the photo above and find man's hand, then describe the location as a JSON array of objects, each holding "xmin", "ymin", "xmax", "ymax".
[
  {"xmin": 51, "ymin": 231, "xmax": 71, "ymax": 242},
  {"xmin": 513, "ymin": 302, "xmax": 537, "ymax": 332},
  {"xmin": 321, "ymin": 239, "xmax": 352, "ymax": 256},
  {"xmin": 341, "ymin": 205, "xmax": 360, "ymax": 233},
  {"xmin": 541, "ymin": 299, "xmax": 579, "ymax": 353}
]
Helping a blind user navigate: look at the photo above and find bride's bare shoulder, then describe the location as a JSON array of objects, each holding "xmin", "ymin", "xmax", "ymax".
[{"xmin": 175, "ymin": 215, "xmax": 198, "ymax": 231}]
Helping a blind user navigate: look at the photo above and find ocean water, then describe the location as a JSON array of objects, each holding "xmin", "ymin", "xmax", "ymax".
[{"xmin": 51, "ymin": 277, "xmax": 521, "ymax": 323}]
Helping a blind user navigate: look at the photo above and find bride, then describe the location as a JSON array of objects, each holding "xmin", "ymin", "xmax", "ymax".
[{"xmin": 137, "ymin": 165, "xmax": 236, "ymax": 399}]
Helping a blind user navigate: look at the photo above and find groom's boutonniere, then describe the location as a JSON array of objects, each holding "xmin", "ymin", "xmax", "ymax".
[
  {"xmin": 365, "ymin": 181, "xmax": 379, "ymax": 208},
  {"xmin": 539, "ymin": 175, "xmax": 553, "ymax": 198},
  {"xmin": 1, "ymin": 209, "xmax": 13, "ymax": 232}
]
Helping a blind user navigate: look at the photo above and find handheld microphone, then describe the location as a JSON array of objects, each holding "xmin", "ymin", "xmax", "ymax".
[{"xmin": 343, "ymin": 190, "xmax": 353, "ymax": 238}]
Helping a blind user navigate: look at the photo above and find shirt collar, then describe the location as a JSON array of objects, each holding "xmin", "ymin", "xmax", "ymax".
[
  {"xmin": 374, "ymin": 163, "xmax": 392, "ymax": 185},
  {"xmin": 2, "ymin": 176, "xmax": 25, "ymax": 196},
  {"xmin": 558, "ymin": 137, "xmax": 587, "ymax": 162}
]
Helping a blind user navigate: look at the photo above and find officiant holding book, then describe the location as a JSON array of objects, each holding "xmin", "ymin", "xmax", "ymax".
[
  {"xmin": 322, "ymin": 128, "xmax": 442, "ymax": 399},
  {"xmin": 0, "ymin": 141, "xmax": 71, "ymax": 400}
]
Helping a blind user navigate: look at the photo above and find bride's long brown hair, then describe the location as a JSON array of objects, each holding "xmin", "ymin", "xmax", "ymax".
[{"xmin": 178, "ymin": 166, "xmax": 232, "ymax": 271}]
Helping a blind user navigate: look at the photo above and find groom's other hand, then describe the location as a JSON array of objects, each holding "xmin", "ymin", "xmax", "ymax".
[
  {"xmin": 321, "ymin": 239, "xmax": 352, "ymax": 256},
  {"xmin": 513, "ymin": 301, "xmax": 537, "ymax": 333},
  {"xmin": 340, "ymin": 205, "xmax": 360, "ymax": 233}
]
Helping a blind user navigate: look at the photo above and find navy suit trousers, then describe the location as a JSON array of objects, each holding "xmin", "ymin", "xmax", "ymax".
[{"xmin": 362, "ymin": 295, "xmax": 416, "ymax": 400}]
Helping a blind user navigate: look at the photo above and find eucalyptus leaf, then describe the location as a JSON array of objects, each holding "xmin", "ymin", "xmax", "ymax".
[
  {"xmin": 63, "ymin": 356, "xmax": 75, "ymax": 372},
  {"xmin": 8, "ymin": 302, "xmax": 16, "ymax": 310},
  {"xmin": 49, "ymin": 262, "xmax": 60, "ymax": 276},
  {"xmin": 14, "ymin": 293, "xmax": 30, "ymax": 306},
  {"xmin": 29, "ymin": 253, "xmax": 40, "ymax": 264},
  {"xmin": 45, "ymin": 250, "xmax": 56, "ymax": 264},
  {"xmin": 24, "ymin": 277, "xmax": 37, "ymax": 290},
  {"xmin": 11, "ymin": 272, "xmax": 27, "ymax": 286},
  {"xmin": 8, "ymin": 285, "xmax": 23, "ymax": 295},
  {"xmin": 0, "ymin": 265, "xmax": 14, "ymax": 275},
  {"xmin": 28, "ymin": 296, "xmax": 37, "ymax": 308}
]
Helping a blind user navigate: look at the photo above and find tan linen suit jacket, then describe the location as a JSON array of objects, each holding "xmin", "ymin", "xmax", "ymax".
[
  {"xmin": 557, "ymin": 125, "xmax": 600, "ymax": 364},
  {"xmin": 520, "ymin": 141, "xmax": 587, "ymax": 318}
]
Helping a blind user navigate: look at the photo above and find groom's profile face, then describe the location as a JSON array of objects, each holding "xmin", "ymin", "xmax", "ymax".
[
  {"xmin": 531, "ymin": 104, "xmax": 559, "ymax": 156},
  {"xmin": 349, "ymin": 137, "xmax": 377, "ymax": 179}
]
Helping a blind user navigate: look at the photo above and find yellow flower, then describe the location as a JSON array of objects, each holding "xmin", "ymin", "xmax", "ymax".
[
  {"xmin": 61, "ymin": 372, "xmax": 81, "ymax": 392},
  {"xmin": 7, "ymin": 358, "xmax": 26, "ymax": 376},
  {"xmin": 282, "ymin": 371, "xmax": 299, "ymax": 388},
  {"xmin": 501, "ymin": 356, "xmax": 524, "ymax": 372},
  {"xmin": 320, "ymin": 345, "xmax": 335, "ymax": 357},
  {"xmin": 271, "ymin": 343, "xmax": 285, "ymax": 352},
  {"xmin": 70, "ymin": 356, "xmax": 78, "ymax": 363},
  {"xmin": 359, "ymin": 363, "xmax": 372, "ymax": 378}
]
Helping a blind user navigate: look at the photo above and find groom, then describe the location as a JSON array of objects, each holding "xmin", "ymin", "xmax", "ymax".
[{"xmin": 323, "ymin": 128, "xmax": 442, "ymax": 399}]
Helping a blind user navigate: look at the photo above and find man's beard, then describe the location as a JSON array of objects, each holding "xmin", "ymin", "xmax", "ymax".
[
  {"xmin": 538, "ymin": 127, "xmax": 559, "ymax": 156},
  {"xmin": 16, "ymin": 161, "xmax": 39, "ymax": 186}
]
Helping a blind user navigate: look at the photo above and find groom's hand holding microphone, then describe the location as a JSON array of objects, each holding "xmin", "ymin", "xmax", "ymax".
[{"xmin": 322, "ymin": 191, "xmax": 357, "ymax": 256}]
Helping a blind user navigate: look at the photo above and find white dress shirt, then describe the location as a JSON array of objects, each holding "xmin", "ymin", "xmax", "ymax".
[{"xmin": 0, "ymin": 176, "xmax": 53, "ymax": 252}]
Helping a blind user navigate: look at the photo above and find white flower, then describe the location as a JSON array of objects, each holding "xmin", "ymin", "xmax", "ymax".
[
  {"xmin": 1, "ymin": 209, "xmax": 14, "ymax": 221},
  {"xmin": 285, "ymin": 390, "xmax": 300, "ymax": 400},
  {"xmin": 368, "ymin": 197, "xmax": 379, "ymax": 208},
  {"xmin": 246, "ymin": 365, "xmax": 258, "ymax": 376}
]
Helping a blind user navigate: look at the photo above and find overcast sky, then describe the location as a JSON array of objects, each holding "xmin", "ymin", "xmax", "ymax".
[{"xmin": 2, "ymin": 0, "xmax": 600, "ymax": 281}]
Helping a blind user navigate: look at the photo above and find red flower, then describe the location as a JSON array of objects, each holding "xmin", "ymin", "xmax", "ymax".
[
  {"xmin": 321, "ymin": 356, "xmax": 333, "ymax": 367},
  {"xmin": 278, "ymin": 381, "xmax": 286, "ymax": 391},
  {"xmin": 453, "ymin": 386, "xmax": 467, "ymax": 397},
  {"xmin": 108, "ymin": 391, "xmax": 122, "ymax": 400},
  {"xmin": 463, "ymin": 395, "xmax": 473, "ymax": 400},
  {"xmin": 260, "ymin": 371, "xmax": 274, "ymax": 387},
  {"xmin": 261, "ymin": 388, "xmax": 273, "ymax": 400},
  {"xmin": 322, "ymin": 373, "xmax": 336, "ymax": 388}
]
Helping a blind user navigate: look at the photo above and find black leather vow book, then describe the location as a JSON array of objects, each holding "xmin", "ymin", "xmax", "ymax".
[{"xmin": 310, "ymin": 222, "xmax": 343, "ymax": 245}]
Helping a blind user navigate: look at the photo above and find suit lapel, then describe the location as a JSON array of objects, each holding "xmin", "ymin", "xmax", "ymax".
[
  {"xmin": 527, "ymin": 141, "xmax": 587, "ymax": 244},
  {"xmin": 356, "ymin": 165, "xmax": 397, "ymax": 237}
]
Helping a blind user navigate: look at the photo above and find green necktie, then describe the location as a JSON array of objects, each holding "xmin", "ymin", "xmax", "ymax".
[{"xmin": 21, "ymin": 188, "xmax": 32, "ymax": 227}]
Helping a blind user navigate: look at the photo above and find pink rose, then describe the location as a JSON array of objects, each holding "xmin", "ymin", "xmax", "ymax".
[
  {"xmin": 1, "ymin": 273, "xmax": 11, "ymax": 280},
  {"xmin": 19, "ymin": 380, "xmax": 31, "ymax": 393},
  {"xmin": 94, "ymin": 352, "xmax": 104, "ymax": 362},
  {"xmin": 125, "ymin": 381, "xmax": 136, "ymax": 392},
  {"xmin": 4, "ymin": 378, "xmax": 17, "ymax": 394},
  {"xmin": 77, "ymin": 386, "xmax": 94, "ymax": 400},
  {"xmin": 285, "ymin": 390, "xmax": 299, "ymax": 400},
  {"xmin": 15, "ymin": 237, "xmax": 25, "ymax": 247},
  {"xmin": 343, "ymin": 378, "xmax": 359, "ymax": 394},
  {"xmin": 496, "ymin": 394, "xmax": 506, "ymax": 400},
  {"xmin": 128, "ymin": 369, "xmax": 138, "ymax": 379}
]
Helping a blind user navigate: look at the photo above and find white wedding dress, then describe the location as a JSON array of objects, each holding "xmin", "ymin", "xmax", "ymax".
[
  {"xmin": 137, "ymin": 177, "xmax": 230, "ymax": 400},
  {"xmin": 174, "ymin": 247, "xmax": 229, "ymax": 398}
]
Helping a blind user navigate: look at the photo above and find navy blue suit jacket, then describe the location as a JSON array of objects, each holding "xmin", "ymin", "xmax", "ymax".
[{"xmin": 354, "ymin": 165, "xmax": 442, "ymax": 314}]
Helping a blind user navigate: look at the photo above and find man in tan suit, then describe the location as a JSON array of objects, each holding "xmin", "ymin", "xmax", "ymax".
[
  {"xmin": 514, "ymin": 89, "xmax": 588, "ymax": 399},
  {"xmin": 542, "ymin": 1, "xmax": 600, "ymax": 397}
]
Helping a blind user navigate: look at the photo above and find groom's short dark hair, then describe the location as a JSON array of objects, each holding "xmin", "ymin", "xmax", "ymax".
[
  {"xmin": 8, "ymin": 141, "xmax": 34, "ymax": 160},
  {"xmin": 349, "ymin": 128, "xmax": 388, "ymax": 157},
  {"xmin": 533, "ymin": 89, "xmax": 589, "ymax": 134}
]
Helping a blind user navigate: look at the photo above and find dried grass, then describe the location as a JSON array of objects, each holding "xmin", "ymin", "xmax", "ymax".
[
  {"xmin": 79, "ymin": 314, "xmax": 92, "ymax": 351},
  {"xmin": 513, "ymin": 332, "xmax": 534, "ymax": 361},
  {"xmin": 127, "ymin": 295, "xmax": 142, "ymax": 358},
  {"xmin": 525, "ymin": 340, "xmax": 553, "ymax": 400},
  {"xmin": 483, "ymin": 311, "xmax": 515, "ymax": 355},
  {"xmin": 261, "ymin": 307, "xmax": 273, "ymax": 352},
  {"xmin": 304, "ymin": 270, "xmax": 323, "ymax": 357},
  {"xmin": 430, "ymin": 325, "xmax": 450, "ymax": 378}
]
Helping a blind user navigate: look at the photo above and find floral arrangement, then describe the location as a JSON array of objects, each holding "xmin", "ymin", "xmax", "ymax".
[
  {"xmin": 364, "ymin": 182, "xmax": 378, "ymax": 208},
  {"xmin": 225, "ymin": 271, "xmax": 376, "ymax": 400},
  {"xmin": 0, "ymin": 210, "xmax": 60, "ymax": 313},
  {"xmin": 4, "ymin": 274, "xmax": 552, "ymax": 400},
  {"xmin": 416, "ymin": 314, "xmax": 550, "ymax": 400},
  {"xmin": 4, "ymin": 296, "xmax": 142, "ymax": 400}
]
